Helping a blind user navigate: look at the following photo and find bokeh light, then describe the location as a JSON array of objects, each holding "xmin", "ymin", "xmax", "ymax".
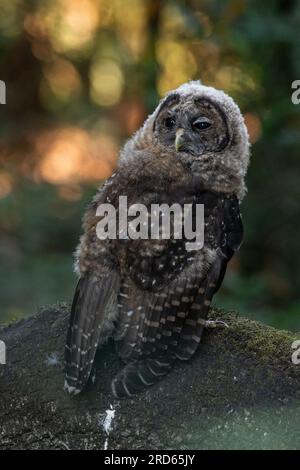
[
  {"xmin": 0, "ymin": 172, "xmax": 13, "ymax": 199},
  {"xmin": 156, "ymin": 40, "xmax": 197, "ymax": 95},
  {"xmin": 36, "ymin": 127, "xmax": 117, "ymax": 184},
  {"xmin": 40, "ymin": 58, "xmax": 82, "ymax": 108},
  {"xmin": 0, "ymin": 0, "xmax": 22, "ymax": 38},
  {"xmin": 90, "ymin": 59, "xmax": 124, "ymax": 106},
  {"xmin": 244, "ymin": 113, "xmax": 262, "ymax": 144},
  {"xmin": 45, "ymin": 0, "xmax": 100, "ymax": 55}
]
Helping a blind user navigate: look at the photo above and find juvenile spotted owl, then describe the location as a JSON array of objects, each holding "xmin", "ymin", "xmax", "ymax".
[{"xmin": 64, "ymin": 81, "xmax": 250, "ymax": 398}]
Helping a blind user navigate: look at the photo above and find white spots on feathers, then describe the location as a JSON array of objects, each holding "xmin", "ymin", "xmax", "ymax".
[{"xmin": 119, "ymin": 292, "xmax": 129, "ymax": 298}]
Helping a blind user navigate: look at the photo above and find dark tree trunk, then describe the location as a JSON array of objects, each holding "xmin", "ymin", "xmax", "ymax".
[{"xmin": 0, "ymin": 306, "xmax": 299, "ymax": 450}]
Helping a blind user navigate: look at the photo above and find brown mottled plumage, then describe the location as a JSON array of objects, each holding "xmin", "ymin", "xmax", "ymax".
[{"xmin": 64, "ymin": 81, "xmax": 250, "ymax": 398}]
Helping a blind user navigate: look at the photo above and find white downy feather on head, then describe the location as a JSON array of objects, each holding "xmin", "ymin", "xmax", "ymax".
[{"xmin": 119, "ymin": 81, "xmax": 250, "ymax": 200}]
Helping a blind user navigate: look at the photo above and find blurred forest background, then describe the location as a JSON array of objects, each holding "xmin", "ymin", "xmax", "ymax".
[{"xmin": 0, "ymin": 0, "xmax": 299, "ymax": 330}]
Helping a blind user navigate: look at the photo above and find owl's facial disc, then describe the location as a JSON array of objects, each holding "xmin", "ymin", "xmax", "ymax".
[{"xmin": 154, "ymin": 95, "xmax": 230, "ymax": 158}]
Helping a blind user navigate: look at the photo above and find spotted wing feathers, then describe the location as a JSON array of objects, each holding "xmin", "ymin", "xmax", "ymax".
[
  {"xmin": 64, "ymin": 271, "xmax": 118, "ymax": 395},
  {"xmin": 111, "ymin": 194, "xmax": 243, "ymax": 397}
]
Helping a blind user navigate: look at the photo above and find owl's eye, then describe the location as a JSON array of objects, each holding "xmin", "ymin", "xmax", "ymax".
[
  {"xmin": 164, "ymin": 116, "xmax": 176, "ymax": 129},
  {"xmin": 192, "ymin": 117, "xmax": 212, "ymax": 131}
]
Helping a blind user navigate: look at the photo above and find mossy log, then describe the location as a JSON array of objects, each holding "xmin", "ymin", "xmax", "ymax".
[{"xmin": 0, "ymin": 305, "xmax": 299, "ymax": 450}]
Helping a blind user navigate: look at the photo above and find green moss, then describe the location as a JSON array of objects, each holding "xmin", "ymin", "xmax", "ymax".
[{"xmin": 209, "ymin": 307, "xmax": 298, "ymax": 363}]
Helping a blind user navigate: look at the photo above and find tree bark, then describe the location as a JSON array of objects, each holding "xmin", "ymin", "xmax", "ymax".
[{"xmin": 0, "ymin": 306, "xmax": 299, "ymax": 450}]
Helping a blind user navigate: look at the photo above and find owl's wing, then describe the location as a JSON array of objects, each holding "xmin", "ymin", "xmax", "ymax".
[
  {"xmin": 112, "ymin": 271, "xmax": 203, "ymax": 397},
  {"xmin": 173, "ymin": 193, "xmax": 243, "ymax": 361},
  {"xmin": 64, "ymin": 270, "xmax": 119, "ymax": 395},
  {"xmin": 64, "ymin": 174, "xmax": 123, "ymax": 395},
  {"xmin": 112, "ymin": 193, "xmax": 243, "ymax": 398}
]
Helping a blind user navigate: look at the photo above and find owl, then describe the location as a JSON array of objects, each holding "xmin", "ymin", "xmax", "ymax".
[{"xmin": 64, "ymin": 81, "xmax": 250, "ymax": 398}]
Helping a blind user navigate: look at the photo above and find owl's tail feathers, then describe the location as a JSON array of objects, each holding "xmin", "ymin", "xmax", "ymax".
[
  {"xmin": 111, "ymin": 356, "xmax": 175, "ymax": 398},
  {"xmin": 64, "ymin": 271, "xmax": 118, "ymax": 396}
]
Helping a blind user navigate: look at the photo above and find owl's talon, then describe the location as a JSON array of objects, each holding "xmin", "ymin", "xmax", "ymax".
[{"xmin": 204, "ymin": 320, "xmax": 229, "ymax": 329}]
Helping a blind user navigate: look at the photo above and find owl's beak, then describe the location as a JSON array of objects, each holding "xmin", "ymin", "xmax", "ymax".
[{"xmin": 175, "ymin": 128, "xmax": 185, "ymax": 151}]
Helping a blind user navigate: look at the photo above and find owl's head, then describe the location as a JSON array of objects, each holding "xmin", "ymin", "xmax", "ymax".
[
  {"xmin": 121, "ymin": 81, "xmax": 250, "ymax": 200},
  {"xmin": 153, "ymin": 89, "xmax": 230, "ymax": 157}
]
